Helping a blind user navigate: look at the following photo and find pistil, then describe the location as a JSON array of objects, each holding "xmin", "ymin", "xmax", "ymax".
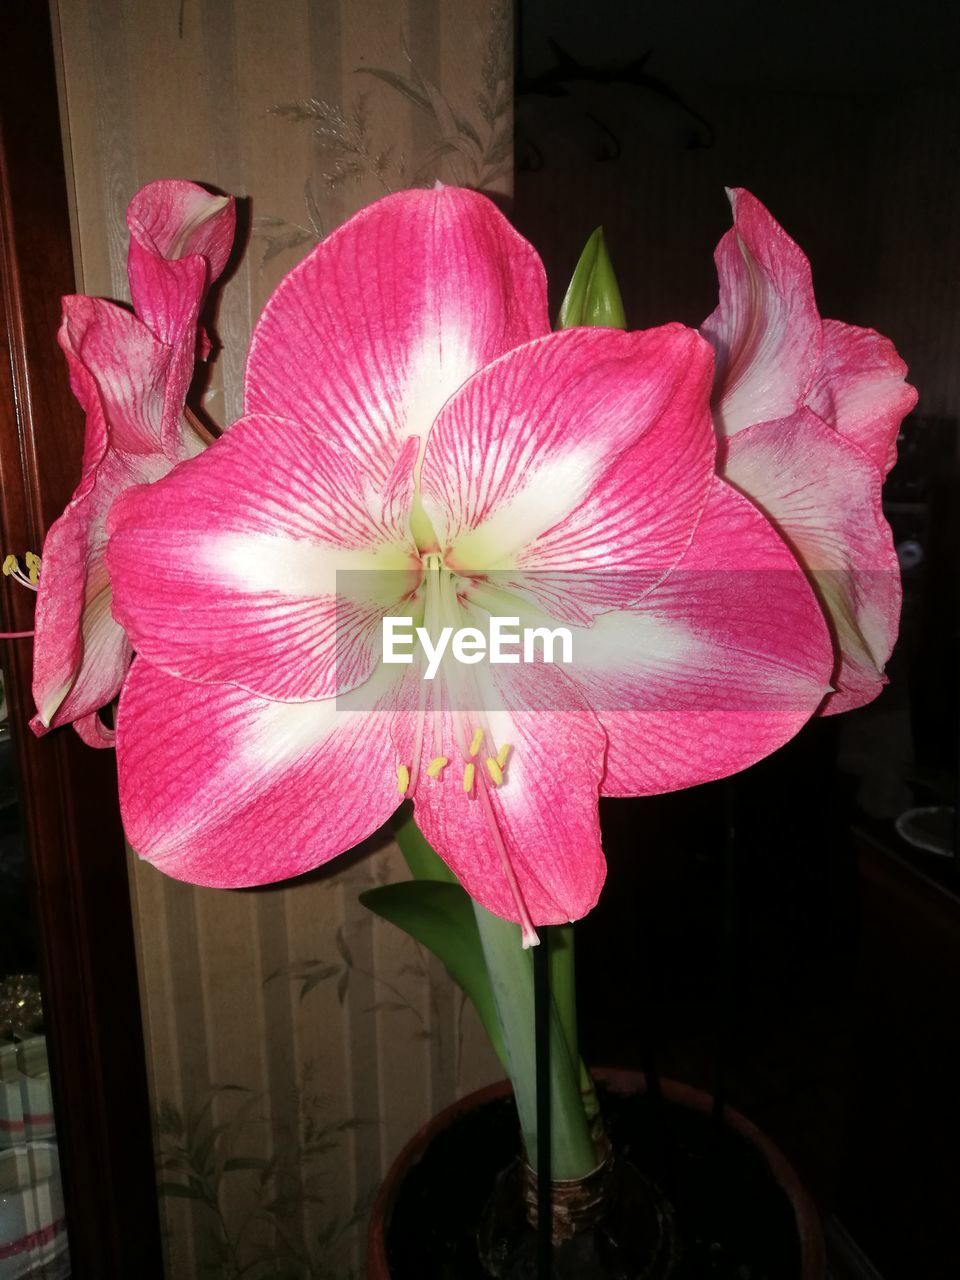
[{"xmin": 393, "ymin": 553, "xmax": 538, "ymax": 946}]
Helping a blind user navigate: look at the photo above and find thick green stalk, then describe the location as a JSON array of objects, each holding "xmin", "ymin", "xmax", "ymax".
[
  {"xmin": 393, "ymin": 804, "xmax": 457, "ymax": 883},
  {"xmin": 549, "ymin": 925, "xmax": 601, "ymax": 1132},
  {"xmin": 472, "ymin": 904, "xmax": 597, "ymax": 1179}
]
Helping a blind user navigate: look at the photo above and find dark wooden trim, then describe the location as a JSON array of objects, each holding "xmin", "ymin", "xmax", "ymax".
[{"xmin": 0, "ymin": 5, "xmax": 163, "ymax": 1277}]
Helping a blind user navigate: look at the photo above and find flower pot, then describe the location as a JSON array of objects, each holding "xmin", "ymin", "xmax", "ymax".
[{"xmin": 368, "ymin": 1069, "xmax": 826, "ymax": 1280}]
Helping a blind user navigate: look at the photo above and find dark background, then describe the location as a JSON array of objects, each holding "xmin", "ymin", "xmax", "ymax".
[{"xmin": 513, "ymin": 2, "xmax": 960, "ymax": 1277}]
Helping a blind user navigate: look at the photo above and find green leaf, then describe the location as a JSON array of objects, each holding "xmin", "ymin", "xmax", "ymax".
[
  {"xmin": 359, "ymin": 880, "xmax": 507, "ymax": 1071},
  {"xmin": 391, "ymin": 803, "xmax": 457, "ymax": 882},
  {"xmin": 556, "ymin": 227, "xmax": 626, "ymax": 331}
]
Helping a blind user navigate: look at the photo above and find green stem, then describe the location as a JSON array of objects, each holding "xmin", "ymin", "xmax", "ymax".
[
  {"xmin": 393, "ymin": 804, "xmax": 457, "ymax": 883},
  {"xmin": 472, "ymin": 903, "xmax": 597, "ymax": 1179},
  {"xmin": 549, "ymin": 925, "xmax": 602, "ymax": 1133}
]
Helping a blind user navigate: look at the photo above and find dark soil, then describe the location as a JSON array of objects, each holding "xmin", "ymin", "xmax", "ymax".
[{"xmin": 385, "ymin": 1084, "xmax": 803, "ymax": 1279}]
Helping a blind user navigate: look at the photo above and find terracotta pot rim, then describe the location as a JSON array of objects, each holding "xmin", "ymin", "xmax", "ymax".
[{"xmin": 367, "ymin": 1067, "xmax": 826, "ymax": 1280}]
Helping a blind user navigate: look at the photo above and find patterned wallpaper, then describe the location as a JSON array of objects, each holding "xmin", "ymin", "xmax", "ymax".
[{"xmin": 50, "ymin": 2, "xmax": 511, "ymax": 1274}]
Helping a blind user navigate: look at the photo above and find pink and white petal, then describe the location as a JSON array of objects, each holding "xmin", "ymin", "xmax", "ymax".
[
  {"xmin": 116, "ymin": 659, "xmax": 402, "ymax": 887},
  {"xmin": 29, "ymin": 437, "xmax": 160, "ymax": 734},
  {"xmin": 73, "ymin": 710, "xmax": 116, "ymax": 748},
  {"xmin": 798, "ymin": 562, "xmax": 897, "ymax": 715},
  {"xmin": 805, "ymin": 319, "xmax": 917, "ymax": 475},
  {"xmin": 30, "ymin": 501, "xmax": 88, "ymax": 732},
  {"xmin": 702, "ymin": 188, "xmax": 822, "ymax": 437},
  {"xmin": 420, "ymin": 325, "xmax": 716, "ymax": 617},
  {"xmin": 722, "ymin": 410, "xmax": 901, "ymax": 714},
  {"xmin": 126, "ymin": 180, "xmax": 235, "ymax": 346},
  {"xmin": 107, "ymin": 416, "xmax": 421, "ymax": 702},
  {"xmin": 405, "ymin": 657, "xmax": 607, "ymax": 927},
  {"xmin": 31, "ymin": 494, "xmax": 132, "ymax": 737},
  {"xmin": 42, "ymin": 577, "xmax": 131, "ymax": 733},
  {"xmin": 244, "ymin": 186, "xmax": 549, "ymax": 488},
  {"xmin": 559, "ymin": 477, "xmax": 833, "ymax": 795},
  {"xmin": 59, "ymin": 297, "xmax": 178, "ymax": 465}
]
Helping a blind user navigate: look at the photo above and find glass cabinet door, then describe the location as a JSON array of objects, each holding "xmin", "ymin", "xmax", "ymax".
[{"xmin": 0, "ymin": 692, "xmax": 71, "ymax": 1278}]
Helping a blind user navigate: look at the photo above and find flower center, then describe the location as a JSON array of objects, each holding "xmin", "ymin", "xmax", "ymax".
[
  {"xmin": 394, "ymin": 552, "xmax": 537, "ymax": 946},
  {"xmin": 398, "ymin": 553, "xmax": 513, "ymax": 793}
]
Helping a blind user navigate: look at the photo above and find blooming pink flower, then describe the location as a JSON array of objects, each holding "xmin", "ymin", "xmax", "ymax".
[
  {"xmin": 702, "ymin": 188, "xmax": 918, "ymax": 714},
  {"xmin": 30, "ymin": 180, "xmax": 235, "ymax": 745},
  {"xmin": 106, "ymin": 186, "xmax": 833, "ymax": 933}
]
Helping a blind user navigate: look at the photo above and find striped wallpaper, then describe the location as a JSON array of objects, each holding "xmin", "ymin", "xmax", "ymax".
[{"xmin": 49, "ymin": 2, "xmax": 511, "ymax": 1274}]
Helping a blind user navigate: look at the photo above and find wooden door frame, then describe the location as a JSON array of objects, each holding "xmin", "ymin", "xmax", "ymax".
[{"xmin": 0, "ymin": 4, "xmax": 163, "ymax": 1275}]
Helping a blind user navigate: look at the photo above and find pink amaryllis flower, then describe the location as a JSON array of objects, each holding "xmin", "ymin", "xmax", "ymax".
[
  {"xmin": 702, "ymin": 188, "xmax": 918, "ymax": 714},
  {"xmin": 106, "ymin": 186, "xmax": 833, "ymax": 935},
  {"xmin": 30, "ymin": 180, "xmax": 235, "ymax": 745}
]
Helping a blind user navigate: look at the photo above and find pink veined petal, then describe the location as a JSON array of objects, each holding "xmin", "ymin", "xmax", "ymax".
[
  {"xmin": 30, "ymin": 499, "xmax": 87, "ymax": 732},
  {"xmin": 107, "ymin": 415, "xmax": 422, "ymax": 703},
  {"xmin": 401, "ymin": 653, "xmax": 607, "ymax": 926},
  {"xmin": 59, "ymin": 297, "xmax": 183, "ymax": 467},
  {"xmin": 116, "ymin": 659, "xmax": 403, "ymax": 887},
  {"xmin": 37, "ymin": 575, "xmax": 130, "ymax": 734},
  {"xmin": 560, "ymin": 476, "xmax": 834, "ymax": 795},
  {"xmin": 702, "ymin": 188, "xmax": 823, "ymax": 438},
  {"xmin": 806, "ymin": 318, "xmax": 918, "ymax": 475},
  {"xmin": 33, "ymin": 300, "xmax": 193, "ymax": 738},
  {"xmin": 73, "ymin": 710, "xmax": 116, "ymax": 748},
  {"xmin": 30, "ymin": 471, "xmax": 135, "ymax": 736},
  {"xmin": 420, "ymin": 325, "xmax": 716, "ymax": 619},
  {"xmin": 32, "ymin": 183, "xmax": 235, "ymax": 744},
  {"xmin": 722, "ymin": 409, "xmax": 901, "ymax": 715},
  {"xmin": 30, "ymin": 438, "xmax": 169, "ymax": 734},
  {"xmin": 244, "ymin": 185, "xmax": 549, "ymax": 489},
  {"xmin": 126, "ymin": 179, "xmax": 236, "ymax": 348}
]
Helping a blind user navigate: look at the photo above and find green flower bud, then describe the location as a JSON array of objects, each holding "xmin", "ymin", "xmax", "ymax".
[{"xmin": 556, "ymin": 227, "xmax": 626, "ymax": 331}]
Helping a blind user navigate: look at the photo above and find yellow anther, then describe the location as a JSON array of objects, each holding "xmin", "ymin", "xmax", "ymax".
[
  {"xmin": 496, "ymin": 743, "xmax": 512, "ymax": 769},
  {"xmin": 462, "ymin": 762, "xmax": 476, "ymax": 793},
  {"xmin": 426, "ymin": 756, "xmax": 449, "ymax": 779},
  {"xmin": 485, "ymin": 757, "xmax": 503, "ymax": 786},
  {"xmin": 2, "ymin": 555, "xmax": 19, "ymax": 577},
  {"xmin": 24, "ymin": 553, "xmax": 40, "ymax": 570},
  {"xmin": 468, "ymin": 727, "xmax": 484, "ymax": 757},
  {"xmin": 396, "ymin": 764, "xmax": 410, "ymax": 795}
]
